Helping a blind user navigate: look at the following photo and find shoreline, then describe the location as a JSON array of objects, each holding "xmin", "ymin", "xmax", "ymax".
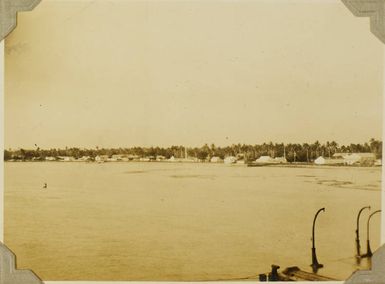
[{"xmin": 4, "ymin": 160, "xmax": 382, "ymax": 168}]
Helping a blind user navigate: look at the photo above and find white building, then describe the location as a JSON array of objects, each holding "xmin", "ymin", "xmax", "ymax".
[
  {"xmin": 254, "ymin": 156, "xmax": 287, "ymax": 164},
  {"xmin": 344, "ymin": 153, "xmax": 376, "ymax": 166},
  {"xmin": 156, "ymin": 155, "xmax": 166, "ymax": 161},
  {"xmin": 57, "ymin": 156, "xmax": 75, "ymax": 162},
  {"xmin": 255, "ymin": 156, "xmax": 274, "ymax": 163},
  {"xmin": 314, "ymin": 156, "xmax": 326, "ymax": 165},
  {"xmin": 78, "ymin": 156, "xmax": 91, "ymax": 161},
  {"xmin": 273, "ymin": 157, "xmax": 287, "ymax": 164},
  {"xmin": 127, "ymin": 155, "xmax": 140, "ymax": 161},
  {"xmin": 45, "ymin": 156, "xmax": 56, "ymax": 161},
  {"xmin": 224, "ymin": 156, "xmax": 237, "ymax": 164},
  {"xmin": 314, "ymin": 156, "xmax": 344, "ymax": 165},
  {"xmin": 111, "ymin": 154, "xmax": 126, "ymax": 161},
  {"xmin": 332, "ymin": 153, "xmax": 348, "ymax": 159},
  {"xmin": 168, "ymin": 156, "xmax": 176, "ymax": 162},
  {"xmin": 95, "ymin": 155, "xmax": 109, "ymax": 162},
  {"xmin": 210, "ymin": 156, "xmax": 223, "ymax": 163}
]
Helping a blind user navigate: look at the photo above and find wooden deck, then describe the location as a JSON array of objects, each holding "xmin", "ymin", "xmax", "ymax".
[
  {"xmin": 259, "ymin": 265, "xmax": 338, "ymax": 282},
  {"xmin": 281, "ymin": 266, "xmax": 337, "ymax": 281}
]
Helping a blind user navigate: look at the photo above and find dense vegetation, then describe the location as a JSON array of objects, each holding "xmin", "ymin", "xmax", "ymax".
[{"xmin": 4, "ymin": 139, "xmax": 382, "ymax": 163}]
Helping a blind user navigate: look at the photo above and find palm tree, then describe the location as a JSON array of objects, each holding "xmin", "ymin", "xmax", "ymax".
[
  {"xmin": 303, "ymin": 143, "xmax": 310, "ymax": 162},
  {"xmin": 330, "ymin": 141, "xmax": 339, "ymax": 155}
]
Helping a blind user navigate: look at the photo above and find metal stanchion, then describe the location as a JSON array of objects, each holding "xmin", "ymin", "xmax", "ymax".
[
  {"xmin": 311, "ymin": 207, "xmax": 325, "ymax": 273},
  {"xmin": 361, "ymin": 209, "xmax": 381, "ymax": 258},
  {"xmin": 355, "ymin": 206, "xmax": 371, "ymax": 258}
]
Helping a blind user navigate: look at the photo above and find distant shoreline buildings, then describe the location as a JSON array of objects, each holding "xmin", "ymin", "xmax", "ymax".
[
  {"xmin": 4, "ymin": 139, "xmax": 382, "ymax": 167},
  {"xmin": 314, "ymin": 152, "xmax": 379, "ymax": 166}
]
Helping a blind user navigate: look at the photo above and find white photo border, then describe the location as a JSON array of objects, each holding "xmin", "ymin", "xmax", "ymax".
[{"xmin": 1, "ymin": 0, "xmax": 385, "ymax": 283}]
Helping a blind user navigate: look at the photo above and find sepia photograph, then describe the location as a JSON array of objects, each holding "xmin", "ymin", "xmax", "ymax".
[{"xmin": 3, "ymin": 0, "xmax": 384, "ymax": 281}]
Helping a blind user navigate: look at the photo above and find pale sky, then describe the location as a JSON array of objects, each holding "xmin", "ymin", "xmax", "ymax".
[{"xmin": 5, "ymin": 0, "xmax": 384, "ymax": 149}]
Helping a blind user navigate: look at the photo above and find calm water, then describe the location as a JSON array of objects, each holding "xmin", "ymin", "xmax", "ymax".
[{"xmin": 4, "ymin": 162, "xmax": 382, "ymax": 281}]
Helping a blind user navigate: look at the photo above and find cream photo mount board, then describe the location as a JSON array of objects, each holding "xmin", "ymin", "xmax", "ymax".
[{"xmin": 1, "ymin": 0, "xmax": 385, "ymax": 283}]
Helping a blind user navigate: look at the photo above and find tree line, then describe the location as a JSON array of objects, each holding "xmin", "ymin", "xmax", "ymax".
[{"xmin": 4, "ymin": 138, "xmax": 382, "ymax": 163}]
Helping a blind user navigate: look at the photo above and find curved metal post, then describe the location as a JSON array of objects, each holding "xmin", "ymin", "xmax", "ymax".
[
  {"xmin": 361, "ymin": 209, "xmax": 381, "ymax": 258},
  {"xmin": 311, "ymin": 207, "xmax": 325, "ymax": 272},
  {"xmin": 356, "ymin": 206, "xmax": 371, "ymax": 257}
]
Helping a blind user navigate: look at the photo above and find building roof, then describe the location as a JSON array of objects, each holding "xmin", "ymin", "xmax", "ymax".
[
  {"xmin": 333, "ymin": 152, "xmax": 375, "ymax": 158},
  {"xmin": 333, "ymin": 153, "xmax": 347, "ymax": 157},
  {"xmin": 347, "ymin": 153, "xmax": 376, "ymax": 158}
]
